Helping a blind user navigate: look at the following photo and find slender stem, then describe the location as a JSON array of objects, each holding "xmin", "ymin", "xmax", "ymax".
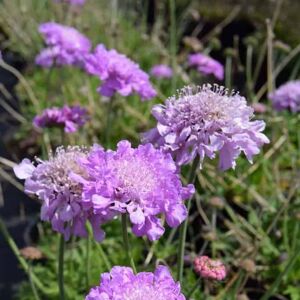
[
  {"xmin": 177, "ymin": 156, "xmax": 200, "ymax": 282},
  {"xmin": 58, "ymin": 234, "xmax": 65, "ymax": 300},
  {"xmin": 289, "ymin": 58, "xmax": 300, "ymax": 80},
  {"xmin": 94, "ymin": 241, "xmax": 112, "ymax": 271},
  {"xmin": 0, "ymin": 60, "xmax": 40, "ymax": 111},
  {"xmin": 266, "ymin": 19, "xmax": 274, "ymax": 95},
  {"xmin": 121, "ymin": 214, "xmax": 137, "ymax": 273},
  {"xmin": 105, "ymin": 97, "xmax": 114, "ymax": 147},
  {"xmin": 260, "ymin": 246, "xmax": 300, "ymax": 300},
  {"xmin": 169, "ymin": 0, "xmax": 177, "ymax": 92},
  {"xmin": 225, "ymin": 56, "xmax": 232, "ymax": 90},
  {"xmin": 246, "ymin": 45, "xmax": 254, "ymax": 100},
  {"xmin": 0, "ymin": 218, "xmax": 51, "ymax": 294},
  {"xmin": 29, "ymin": 263, "xmax": 41, "ymax": 300},
  {"xmin": 85, "ymin": 232, "xmax": 91, "ymax": 289},
  {"xmin": 86, "ymin": 223, "xmax": 112, "ymax": 271}
]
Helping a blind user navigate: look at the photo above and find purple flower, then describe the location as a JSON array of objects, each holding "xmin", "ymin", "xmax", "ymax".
[
  {"xmin": 13, "ymin": 147, "xmax": 106, "ymax": 241},
  {"xmin": 54, "ymin": 0, "xmax": 86, "ymax": 5},
  {"xmin": 33, "ymin": 105, "xmax": 88, "ymax": 133},
  {"xmin": 36, "ymin": 22, "xmax": 91, "ymax": 68},
  {"xmin": 85, "ymin": 265, "xmax": 186, "ymax": 300},
  {"xmin": 75, "ymin": 141, "xmax": 194, "ymax": 241},
  {"xmin": 150, "ymin": 64, "xmax": 173, "ymax": 79},
  {"xmin": 269, "ymin": 81, "xmax": 300, "ymax": 112},
  {"xmin": 85, "ymin": 44, "xmax": 157, "ymax": 101},
  {"xmin": 188, "ymin": 53, "xmax": 224, "ymax": 80},
  {"xmin": 143, "ymin": 84, "xmax": 269, "ymax": 171}
]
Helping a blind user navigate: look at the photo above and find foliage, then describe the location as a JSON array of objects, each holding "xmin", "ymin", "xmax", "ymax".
[{"xmin": 0, "ymin": 0, "xmax": 299, "ymax": 299}]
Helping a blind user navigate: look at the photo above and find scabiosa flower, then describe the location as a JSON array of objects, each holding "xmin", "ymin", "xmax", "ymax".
[
  {"xmin": 85, "ymin": 44, "xmax": 157, "ymax": 101},
  {"xmin": 85, "ymin": 265, "xmax": 186, "ymax": 300},
  {"xmin": 75, "ymin": 140, "xmax": 194, "ymax": 241},
  {"xmin": 194, "ymin": 256, "xmax": 226, "ymax": 281},
  {"xmin": 269, "ymin": 81, "xmax": 300, "ymax": 112},
  {"xmin": 54, "ymin": 0, "xmax": 86, "ymax": 5},
  {"xmin": 189, "ymin": 53, "xmax": 224, "ymax": 80},
  {"xmin": 33, "ymin": 105, "xmax": 88, "ymax": 133},
  {"xmin": 143, "ymin": 84, "xmax": 269, "ymax": 170},
  {"xmin": 13, "ymin": 147, "xmax": 106, "ymax": 241},
  {"xmin": 36, "ymin": 22, "xmax": 91, "ymax": 68},
  {"xmin": 150, "ymin": 64, "xmax": 173, "ymax": 79}
]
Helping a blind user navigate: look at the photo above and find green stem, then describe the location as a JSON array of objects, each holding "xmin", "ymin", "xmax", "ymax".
[
  {"xmin": 58, "ymin": 234, "xmax": 65, "ymax": 300},
  {"xmin": 246, "ymin": 45, "xmax": 254, "ymax": 100},
  {"xmin": 289, "ymin": 58, "xmax": 300, "ymax": 80},
  {"xmin": 86, "ymin": 223, "xmax": 112, "ymax": 271},
  {"xmin": 260, "ymin": 247, "xmax": 300, "ymax": 300},
  {"xmin": 225, "ymin": 56, "xmax": 232, "ymax": 90},
  {"xmin": 177, "ymin": 156, "xmax": 200, "ymax": 282},
  {"xmin": 0, "ymin": 218, "xmax": 52, "ymax": 294},
  {"xmin": 266, "ymin": 19, "xmax": 274, "ymax": 95},
  {"xmin": 121, "ymin": 214, "xmax": 137, "ymax": 273},
  {"xmin": 0, "ymin": 60, "xmax": 40, "ymax": 111},
  {"xmin": 85, "ymin": 233, "xmax": 91, "ymax": 289},
  {"xmin": 29, "ymin": 263, "xmax": 41, "ymax": 300},
  {"xmin": 105, "ymin": 97, "xmax": 114, "ymax": 148}
]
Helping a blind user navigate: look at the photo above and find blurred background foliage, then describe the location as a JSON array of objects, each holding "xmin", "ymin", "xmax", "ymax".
[{"xmin": 0, "ymin": 0, "xmax": 299, "ymax": 299}]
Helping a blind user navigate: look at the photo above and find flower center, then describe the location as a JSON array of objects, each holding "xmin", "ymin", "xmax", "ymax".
[
  {"xmin": 113, "ymin": 157, "xmax": 156, "ymax": 199},
  {"xmin": 43, "ymin": 146, "xmax": 88, "ymax": 197},
  {"xmin": 123, "ymin": 283, "xmax": 168, "ymax": 300}
]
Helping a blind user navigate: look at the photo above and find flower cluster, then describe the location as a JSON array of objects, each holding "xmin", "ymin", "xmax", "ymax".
[
  {"xmin": 188, "ymin": 53, "xmax": 224, "ymax": 80},
  {"xmin": 194, "ymin": 256, "xmax": 226, "ymax": 281},
  {"xmin": 269, "ymin": 80, "xmax": 300, "ymax": 112},
  {"xmin": 143, "ymin": 84, "xmax": 269, "ymax": 170},
  {"xmin": 74, "ymin": 140, "xmax": 194, "ymax": 241},
  {"xmin": 13, "ymin": 147, "xmax": 105, "ymax": 241},
  {"xmin": 150, "ymin": 64, "xmax": 173, "ymax": 79},
  {"xmin": 85, "ymin": 44, "xmax": 157, "ymax": 100},
  {"xmin": 36, "ymin": 22, "xmax": 91, "ymax": 68},
  {"xmin": 33, "ymin": 105, "xmax": 88, "ymax": 133},
  {"xmin": 85, "ymin": 265, "xmax": 185, "ymax": 300}
]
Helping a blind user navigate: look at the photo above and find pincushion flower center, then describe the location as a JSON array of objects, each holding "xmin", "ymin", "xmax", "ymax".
[
  {"xmin": 46, "ymin": 147, "xmax": 87, "ymax": 196},
  {"xmin": 123, "ymin": 283, "xmax": 166, "ymax": 300},
  {"xmin": 114, "ymin": 157, "xmax": 156, "ymax": 198}
]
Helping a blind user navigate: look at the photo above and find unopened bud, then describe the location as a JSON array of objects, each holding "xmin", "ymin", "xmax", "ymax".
[{"xmin": 239, "ymin": 259, "xmax": 256, "ymax": 273}]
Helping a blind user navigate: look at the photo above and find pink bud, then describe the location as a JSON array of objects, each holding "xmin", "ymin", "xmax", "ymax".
[
  {"xmin": 251, "ymin": 103, "xmax": 267, "ymax": 114},
  {"xmin": 194, "ymin": 256, "xmax": 226, "ymax": 281}
]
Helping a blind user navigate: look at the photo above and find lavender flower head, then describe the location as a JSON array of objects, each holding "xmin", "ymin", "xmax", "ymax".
[
  {"xmin": 13, "ymin": 147, "xmax": 105, "ymax": 241},
  {"xmin": 85, "ymin": 44, "xmax": 157, "ymax": 101},
  {"xmin": 86, "ymin": 265, "xmax": 185, "ymax": 300},
  {"xmin": 54, "ymin": 0, "xmax": 86, "ymax": 5},
  {"xmin": 189, "ymin": 53, "xmax": 224, "ymax": 80},
  {"xmin": 75, "ymin": 140, "xmax": 194, "ymax": 241},
  {"xmin": 269, "ymin": 80, "xmax": 300, "ymax": 112},
  {"xmin": 36, "ymin": 22, "xmax": 91, "ymax": 68},
  {"xmin": 143, "ymin": 84, "xmax": 269, "ymax": 170},
  {"xmin": 150, "ymin": 64, "xmax": 173, "ymax": 79},
  {"xmin": 33, "ymin": 105, "xmax": 88, "ymax": 133}
]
